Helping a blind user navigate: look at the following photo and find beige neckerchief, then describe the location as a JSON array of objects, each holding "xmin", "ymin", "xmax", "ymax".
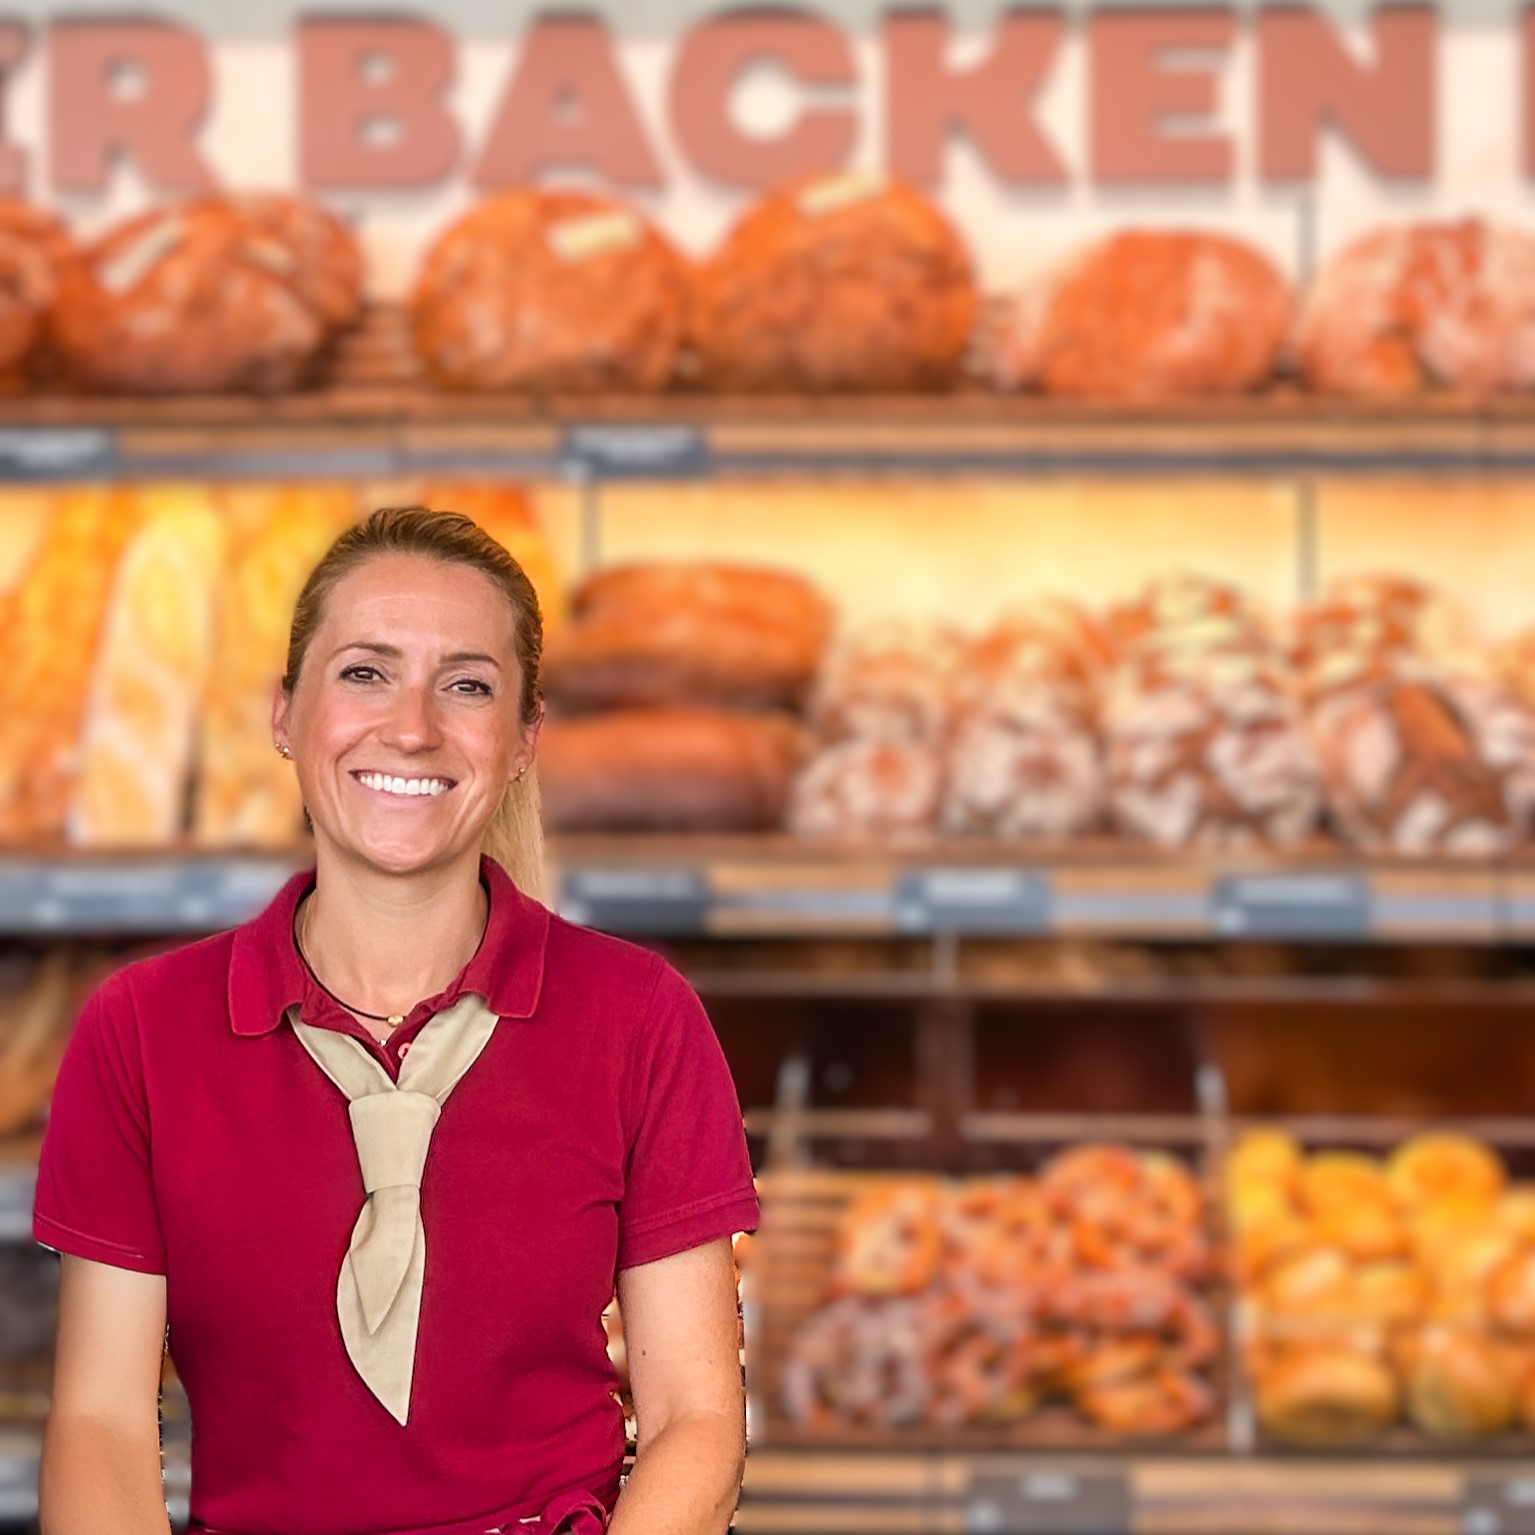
[{"xmin": 289, "ymin": 993, "xmax": 500, "ymax": 1424}]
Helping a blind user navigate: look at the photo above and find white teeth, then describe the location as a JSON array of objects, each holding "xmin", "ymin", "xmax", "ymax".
[{"xmin": 356, "ymin": 773, "xmax": 450, "ymax": 797}]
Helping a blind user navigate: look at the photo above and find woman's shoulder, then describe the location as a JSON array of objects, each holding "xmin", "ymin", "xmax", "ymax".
[
  {"xmin": 542, "ymin": 912, "xmax": 697, "ymax": 1021},
  {"xmin": 83, "ymin": 929, "xmax": 239, "ymax": 1029}
]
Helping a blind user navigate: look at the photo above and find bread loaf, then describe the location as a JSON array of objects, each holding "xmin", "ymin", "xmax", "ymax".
[
  {"xmin": 1254, "ymin": 1345, "xmax": 1400, "ymax": 1446},
  {"xmin": 546, "ymin": 564, "xmax": 831, "ymax": 712},
  {"xmin": 411, "ymin": 189, "xmax": 689, "ymax": 392},
  {"xmin": 694, "ymin": 174, "xmax": 977, "ymax": 391},
  {"xmin": 788, "ymin": 737, "xmax": 943, "ymax": 838},
  {"xmin": 0, "ymin": 203, "xmax": 70, "ymax": 382},
  {"xmin": 1297, "ymin": 219, "xmax": 1535, "ymax": 396},
  {"xmin": 809, "ymin": 621, "xmax": 965, "ymax": 746},
  {"xmin": 539, "ymin": 708, "xmax": 805, "ymax": 831},
  {"xmin": 0, "ymin": 489, "xmax": 139, "ymax": 841},
  {"xmin": 70, "ymin": 487, "xmax": 226, "ymax": 845},
  {"xmin": 52, "ymin": 194, "xmax": 362, "ymax": 393},
  {"xmin": 942, "ymin": 605, "xmax": 1108, "ymax": 839},
  {"xmin": 195, "ymin": 485, "xmax": 357, "ymax": 847},
  {"xmin": 1104, "ymin": 580, "xmax": 1319, "ymax": 849},
  {"xmin": 994, "ymin": 231, "xmax": 1290, "ymax": 400}
]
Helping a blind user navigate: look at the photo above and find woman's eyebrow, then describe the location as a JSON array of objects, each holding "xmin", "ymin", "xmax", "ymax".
[{"xmin": 331, "ymin": 640, "xmax": 501, "ymax": 668}]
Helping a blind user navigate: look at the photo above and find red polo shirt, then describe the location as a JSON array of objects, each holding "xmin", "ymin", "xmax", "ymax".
[{"xmin": 33, "ymin": 857, "xmax": 759, "ymax": 1535}]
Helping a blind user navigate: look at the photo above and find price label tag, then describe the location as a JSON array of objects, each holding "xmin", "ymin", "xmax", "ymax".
[
  {"xmin": 896, "ymin": 868, "xmax": 1051, "ymax": 933},
  {"xmin": 1467, "ymin": 1478, "xmax": 1535, "ymax": 1535},
  {"xmin": 968, "ymin": 1471, "xmax": 1129, "ymax": 1533},
  {"xmin": 560, "ymin": 868, "xmax": 709, "ymax": 934},
  {"xmin": 0, "ymin": 426, "xmax": 115, "ymax": 479},
  {"xmin": 561, "ymin": 424, "xmax": 710, "ymax": 480},
  {"xmin": 1213, "ymin": 872, "xmax": 1370, "ymax": 939}
]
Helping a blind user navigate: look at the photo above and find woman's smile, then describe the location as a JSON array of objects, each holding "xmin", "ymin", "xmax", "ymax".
[{"xmin": 350, "ymin": 770, "xmax": 458, "ymax": 799}]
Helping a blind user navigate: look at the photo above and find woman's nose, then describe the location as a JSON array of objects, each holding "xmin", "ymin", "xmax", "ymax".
[{"xmin": 381, "ymin": 684, "xmax": 442, "ymax": 748}]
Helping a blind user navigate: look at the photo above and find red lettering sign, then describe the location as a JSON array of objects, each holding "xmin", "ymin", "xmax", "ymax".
[
  {"xmin": 474, "ymin": 16, "xmax": 661, "ymax": 188},
  {"xmin": 49, "ymin": 20, "xmax": 214, "ymax": 192},
  {"xmin": 299, "ymin": 19, "xmax": 460, "ymax": 188},
  {"xmin": 1258, "ymin": 5, "xmax": 1435, "ymax": 180},
  {"xmin": 885, "ymin": 9, "xmax": 1067, "ymax": 186},
  {"xmin": 670, "ymin": 11, "xmax": 855, "ymax": 188},
  {"xmin": 1090, "ymin": 9, "xmax": 1234, "ymax": 184}
]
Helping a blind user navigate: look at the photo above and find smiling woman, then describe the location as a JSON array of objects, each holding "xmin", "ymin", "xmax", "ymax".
[{"xmin": 33, "ymin": 507, "xmax": 759, "ymax": 1535}]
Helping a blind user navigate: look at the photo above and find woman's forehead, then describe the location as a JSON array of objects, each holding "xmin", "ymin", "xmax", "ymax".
[{"xmin": 322, "ymin": 554, "xmax": 518, "ymax": 644}]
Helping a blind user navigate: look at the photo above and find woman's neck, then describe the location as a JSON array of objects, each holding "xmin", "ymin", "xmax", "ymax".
[{"xmin": 299, "ymin": 847, "xmax": 489, "ymax": 1024}]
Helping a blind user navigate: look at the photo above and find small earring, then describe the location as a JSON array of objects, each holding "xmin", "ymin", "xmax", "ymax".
[
  {"xmin": 515, "ymin": 767, "xmax": 527, "ymax": 781},
  {"xmin": 275, "ymin": 743, "xmax": 292, "ymax": 759}
]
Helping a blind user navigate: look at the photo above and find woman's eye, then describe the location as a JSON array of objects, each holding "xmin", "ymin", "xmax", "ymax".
[
  {"xmin": 451, "ymin": 678, "xmax": 494, "ymax": 696},
  {"xmin": 340, "ymin": 664, "xmax": 381, "ymax": 683}
]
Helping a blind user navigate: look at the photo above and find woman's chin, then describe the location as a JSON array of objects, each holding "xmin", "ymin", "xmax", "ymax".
[{"xmin": 328, "ymin": 827, "xmax": 473, "ymax": 877}]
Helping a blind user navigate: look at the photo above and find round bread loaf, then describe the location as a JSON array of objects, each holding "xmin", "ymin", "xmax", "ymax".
[
  {"xmin": 539, "ymin": 708, "xmax": 805, "ymax": 832},
  {"xmin": 809, "ymin": 620, "xmax": 965, "ymax": 745},
  {"xmin": 1297, "ymin": 219, "xmax": 1535, "ymax": 396},
  {"xmin": 694, "ymin": 174, "xmax": 977, "ymax": 391},
  {"xmin": 788, "ymin": 737, "xmax": 942, "ymax": 838},
  {"xmin": 412, "ymin": 189, "xmax": 689, "ymax": 392},
  {"xmin": 1405, "ymin": 1326, "xmax": 1519, "ymax": 1439},
  {"xmin": 52, "ymin": 195, "xmax": 361, "ymax": 393},
  {"xmin": 994, "ymin": 230, "xmax": 1291, "ymax": 400},
  {"xmin": 942, "ymin": 606, "xmax": 1107, "ymax": 839},
  {"xmin": 545, "ymin": 563, "xmax": 832, "ymax": 711},
  {"xmin": 1104, "ymin": 625, "xmax": 1319, "ymax": 850},
  {"xmin": 0, "ymin": 203, "xmax": 70, "ymax": 382}
]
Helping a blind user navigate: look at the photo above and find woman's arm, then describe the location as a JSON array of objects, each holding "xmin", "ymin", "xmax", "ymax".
[
  {"xmin": 39, "ymin": 1255, "xmax": 171, "ymax": 1535},
  {"xmin": 609, "ymin": 1238, "xmax": 746, "ymax": 1535}
]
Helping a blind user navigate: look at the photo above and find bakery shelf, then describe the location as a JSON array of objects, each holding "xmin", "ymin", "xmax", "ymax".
[
  {"xmin": 10, "ymin": 382, "xmax": 1535, "ymax": 480},
  {"xmin": 0, "ymin": 841, "xmax": 1527, "ymax": 942},
  {"xmin": 738, "ymin": 1448, "xmax": 1505, "ymax": 1535}
]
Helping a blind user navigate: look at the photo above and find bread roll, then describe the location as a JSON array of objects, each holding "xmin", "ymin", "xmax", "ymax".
[
  {"xmin": 70, "ymin": 487, "xmax": 226, "ymax": 845},
  {"xmin": 1388, "ymin": 1133, "xmax": 1506, "ymax": 1212},
  {"xmin": 1297, "ymin": 219, "xmax": 1535, "ymax": 396},
  {"xmin": 994, "ymin": 231, "xmax": 1290, "ymax": 400},
  {"xmin": 1405, "ymin": 1325, "xmax": 1518, "ymax": 1438},
  {"xmin": 411, "ymin": 189, "xmax": 689, "ymax": 392},
  {"xmin": 547, "ymin": 564, "xmax": 831, "ymax": 712},
  {"xmin": 53, "ymin": 195, "xmax": 362, "ymax": 393},
  {"xmin": 1299, "ymin": 1152, "xmax": 1394, "ymax": 1217},
  {"xmin": 1490, "ymin": 1251, "xmax": 1535, "ymax": 1337},
  {"xmin": 1255, "ymin": 1345, "xmax": 1400, "ymax": 1445},
  {"xmin": 0, "ymin": 203, "xmax": 70, "ymax": 381},
  {"xmin": 539, "ymin": 708, "xmax": 805, "ymax": 832},
  {"xmin": 194, "ymin": 485, "xmax": 357, "ymax": 847},
  {"xmin": 788, "ymin": 737, "xmax": 942, "ymax": 838},
  {"xmin": 0, "ymin": 489, "xmax": 139, "ymax": 841},
  {"xmin": 694, "ymin": 174, "xmax": 977, "ymax": 391},
  {"xmin": 1226, "ymin": 1128, "xmax": 1304, "ymax": 1196}
]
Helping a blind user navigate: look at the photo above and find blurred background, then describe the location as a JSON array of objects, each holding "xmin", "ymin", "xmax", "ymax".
[{"xmin": 1, "ymin": 0, "xmax": 1535, "ymax": 1530}]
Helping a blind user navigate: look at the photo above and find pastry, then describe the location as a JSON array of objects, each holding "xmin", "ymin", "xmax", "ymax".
[
  {"xmin": 1405, "ymin": 1325, "xmax": 1518, "ymax": 1438},
  {"xmin": 1254, "ymin": 1344, "xmax": 1400, "ymax": 1445}
]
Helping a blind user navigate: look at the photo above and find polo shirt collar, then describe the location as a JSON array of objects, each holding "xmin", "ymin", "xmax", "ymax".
[{"xmin": 228, "ymin": 855, "xmax": 548, "ymax": 1037}]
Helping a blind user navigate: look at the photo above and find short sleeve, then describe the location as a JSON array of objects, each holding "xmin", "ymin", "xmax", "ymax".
[
  {"xmin": 33, "ymin": 977, "xmax": 166, "ymax": 1275},
  {"xmin": 617, "ymin": 960, "xmax": 758, "ymax": 1271}
]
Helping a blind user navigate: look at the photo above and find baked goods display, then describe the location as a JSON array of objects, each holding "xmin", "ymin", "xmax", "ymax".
[
  {"xmin": 539, "ymin": 708, "xmax": 807, "ymax": 833},
  {"xmin": 1296, "ymin": 219, "xmax": 1535, "ymax": 397},
  {"xmin": 992, "ymin": 232, "xmax": 1291, "ymax": 400},
  {"xmin": 194, "ymin": 485, "xmax": 358, "ymax": 847},
  {"xmin": 1231, "ymin": 1128, "xmax": 1535, "ymax": 1444},
  {"xmin": 545, "ymin": 565, "xmax": 832, "ymax": 712},
  {"xmin": 51, "ymin": 194, "xmax": 363, "ymax": 393},
  {"xmin": 411, "ymin": 190, "xmax": 690, "ymax": 392},
  {"xmin": 0, "ymin": 488, "xmax": 141, "ymax": 841},
  {"xmin": 1294, "ymin": 578, "xmax": 1535, "ymax": 854},
  {"xmin": 1103, "ymin": 577, "xmax": 1320, "ymax": 849},
  {"xmin": 779, "ymin": 1147, "xmax": 1218, "ymax": 1436},
  {"xmin": 693, "ymin": 175, "xmax": 978, "ymax": 391}
]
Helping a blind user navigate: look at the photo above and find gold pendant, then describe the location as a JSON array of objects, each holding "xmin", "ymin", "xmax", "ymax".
[{"xmin": 387, "ymin": 1014, "xmax": 405, "ymax": 1026}]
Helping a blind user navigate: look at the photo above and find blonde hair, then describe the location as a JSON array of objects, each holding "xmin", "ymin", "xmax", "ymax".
[{"xmin": 282, "ymin": 506, "xmax": 546, "ymax": 898}]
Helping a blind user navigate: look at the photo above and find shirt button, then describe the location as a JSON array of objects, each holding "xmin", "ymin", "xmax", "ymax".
[{"xmin": 398, "ymin": 1040, "xmax": 411, "ymax": 1056}]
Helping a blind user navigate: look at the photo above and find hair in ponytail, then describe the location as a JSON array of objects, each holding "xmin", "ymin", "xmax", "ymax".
[{"xmin": 283, "ymin": 505, "xmax": 546, "ymax": 897}]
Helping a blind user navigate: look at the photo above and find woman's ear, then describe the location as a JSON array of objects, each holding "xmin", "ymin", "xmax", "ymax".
[{"xmin": 271, "ymin": 682, "xmax": 292, "ymax": 756}]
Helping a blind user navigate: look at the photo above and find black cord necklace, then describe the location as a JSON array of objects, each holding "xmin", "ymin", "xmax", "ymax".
[{"xmin": 292, "ymin": 899, "xmax": 407, "ymax": 1030}]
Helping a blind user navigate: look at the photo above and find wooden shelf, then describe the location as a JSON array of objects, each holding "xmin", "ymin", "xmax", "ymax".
[{"xmin": 6, "ymin": 378, "xmax": 1535, "ymax": 480}]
